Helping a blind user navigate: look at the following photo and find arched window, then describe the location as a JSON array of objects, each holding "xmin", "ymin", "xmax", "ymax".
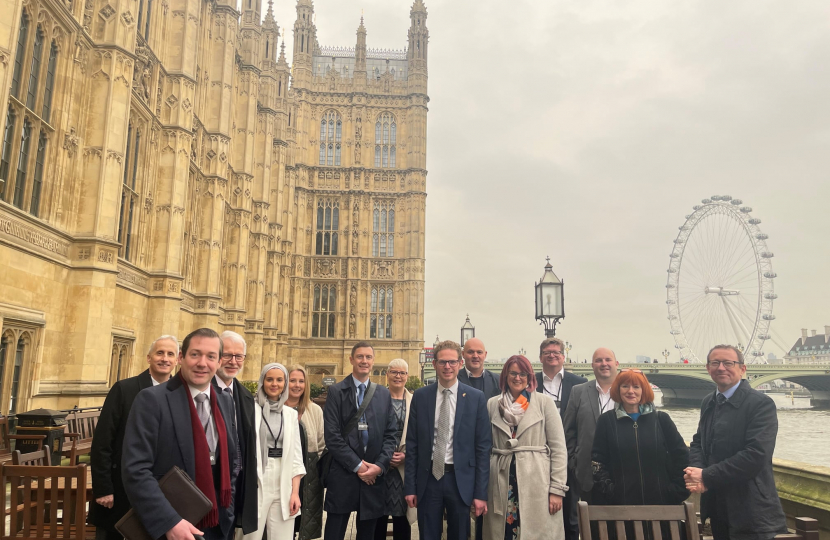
[
  {"xmin": 118, "ymin": 124, "xmax": 141, "ymax": 261},
  {"xmin": 370, "ymin": 286, "xmax": 394, "ymax": 339},
  {"xmin": 41, "ymin": 41, "xmax": 58, "ymax": 123},
  {"xmin": 372, "ymin": 200, "xmax": 395, "ymax": 257},
  {"xmin": 315, "ymin": 198, "xmax": 339, "ymax": 256},
  {"xmin": 144, "ymin": 0, "xmax": 153, "ymax": 38},
  {"xmin": 26, "ymin": 27, "xmax": 45, "ymax": 111},
  {"xmin": 0, "ymin": 108, "xmax": 15, "ymax": 196},
  {"xmin": 30, "ymin": 132, "xmax": 46, "ymax": 216},
  {"xmin": 374, "ymin": 112, "xmax": 396, "ymax": 168},
  {"xmin": 312, "ymin": 284, "xmax": 337, "ymax": 338},
  {"xmin": 13, "ymin": 119, "xmax": 31, "ymax": 209},
  {"xmin": 318, "ymin": 111, "xmax": 341, "ymax": 166},
  {"xmin": 10, "ymin": 13, "xmax": 28, "ymax": 99}
]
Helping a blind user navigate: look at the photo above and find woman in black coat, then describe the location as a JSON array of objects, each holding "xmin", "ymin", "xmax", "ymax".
[{"xmin": 591, "ymin": 369, "xmax": 690, "ymax": 509}]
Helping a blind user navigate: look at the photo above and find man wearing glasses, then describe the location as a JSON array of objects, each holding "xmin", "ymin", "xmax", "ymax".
[
  {"xmin": 405, "ymin": 340, "xmax": 491, "ymax": 540},
  {"xmin": 214, "ymin": 331, "xmax": 258, "ymax": 538},
  {"xmin": 685, "ymin": 345, "xmax": 787, "ymax": 540},
  {"xmin": 535, "ymin": 338, "xmax": 586, "ymax": 540}
]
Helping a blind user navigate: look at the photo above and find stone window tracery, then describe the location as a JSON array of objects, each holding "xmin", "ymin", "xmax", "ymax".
[
  {"xmin": 372, "ymin": 201, "xmax": 394, "ymax": 257},
  {"xmin": 370, "ymin": 285, "xmax": 393, "ymax": 339},
  {"xmin": 312, "ymin": 284, "xmax": 336, "ymax": 338},
  {"xmin": 316, "ymin": 198, "xmax": 339, "ymax": 256},
  {"xmin": 319, "ymin": 111, "xmax": 341, "ymax": 166},
  {"xmin": 118, "ymin": 123, "xmax": 141, "ymax": 261},
  {"xmin": 110, "ymin": 336, "xmax": 134, "ymax": 384},
  {"xmin": 374, "ymin": 112, "xmax": 396, "ymax": 168},
  {"xmin": 0, "ymin": 326, "xmax": 38, "ymax": 416}
]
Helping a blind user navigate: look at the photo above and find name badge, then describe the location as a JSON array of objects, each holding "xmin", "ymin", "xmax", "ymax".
[
  {"xmin": 268, "ymin": 447, "xmax": 283, "ymax": 458},
  {"xmin": 358, "ymin": 422, "xmax": 369, "ymax": 431},
  {"xmin": 209, "ymin": 452, "xmax": 216, "ymax": 465}
]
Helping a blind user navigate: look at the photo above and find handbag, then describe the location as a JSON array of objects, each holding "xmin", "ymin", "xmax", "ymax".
[
  {"xmin": 317, "ymin": 380, "xmax": 377, "ymax": 488},
  {"xmin": 115, "ymin": 466, "xmax": 212, "ymax": 540}
]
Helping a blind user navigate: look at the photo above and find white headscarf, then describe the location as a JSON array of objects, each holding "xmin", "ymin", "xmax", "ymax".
[{"xmin": 257, "ymin": 363, "xmax": 290, "ymax": 463}]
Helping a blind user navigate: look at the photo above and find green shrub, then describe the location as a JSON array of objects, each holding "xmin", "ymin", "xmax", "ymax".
[
  {"xmin": 310, "ymin": 383, "xmax": 325, "ymax": 398},
  {"xmin": 240, "ymin": 380, "xmax": 258, "ymax": 395},
  {"xmin": 405, "ymin": 376, "xmax": 424, "ymax": 392}
]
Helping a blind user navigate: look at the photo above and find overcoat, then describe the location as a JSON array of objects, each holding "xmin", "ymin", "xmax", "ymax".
[
  {"xmin": 122, "ymin": 375, "xmax": 240, "ymax": 540},
  {"xmin": 483, "ymin": 393, "xmax": 568, "ymax": 540},
  {"xmin": 89, "ymin": 369, "xmax": 154, "ymax": 532},
  {"xmin": 689, "ymin": 380, "xmax": 787, "ymax": 540},
  {"xmin": 323, "ymin": 376, "xmax": 398, "ymax": 520},
  {"xmin": 297, "ymin": 401, "xmax": 325, "ymax": 540},
  {"xmin": 391, "ymin": 389, "xmax": 417, "ymax": 525},
  {"xmin": 591, "ymin": 404, "xmax": 689, "ymax": 506}
]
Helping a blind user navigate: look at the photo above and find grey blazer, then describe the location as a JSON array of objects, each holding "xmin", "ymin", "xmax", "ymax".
[{"xmin": 562, "ymin": 380, "xmax": 602, "ymax": 491}]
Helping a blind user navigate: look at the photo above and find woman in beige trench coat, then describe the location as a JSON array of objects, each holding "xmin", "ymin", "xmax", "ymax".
[{"xmin": 483, "ymin": 355, "xmax": 568, "ymax": 540}]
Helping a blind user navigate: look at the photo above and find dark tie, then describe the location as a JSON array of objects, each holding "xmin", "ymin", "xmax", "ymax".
[
  {"xmin": 358, "ymin": 383, "xmax": 369, "ymax": 448},
  {"xmin": 716, "ymin": 393, "xmax": 727, "ymax": 405},
  {"xmin": 223, "ymin": 387, "xmax": 242, "ymax": 476}
]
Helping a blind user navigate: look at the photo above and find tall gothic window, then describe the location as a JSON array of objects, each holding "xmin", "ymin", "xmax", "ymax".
[
  {"xmin": 30, "ymin": 132, "xmax": 46, "ymax": 216},
  {"xmin": 0, "ymin": 327, "xmax": 36, "ymax": 416},
  {"xmin": 318, "ymin": 111, "xmax": 341, "ymax": 166},
  {"xmin": 26, "ymin": 27, "xmax": 44, "ymax": 111},
  {"xmin": 315, "ymin": 198, "xmax": 339, "ymax": 256},
  {"xmin": 144, "ymin": 0, "xmax": 153, "ymax": 38},
  {"xmin": 312, "ymin": 284, "xmax": 336, "ymax": 338},
  {"xmin": 372, "ymin": 201, "xmax": 395, "ymax": 257},
  {"xmin": 374, "ymin": 112, "xmax": 396, "ymax": 168},
  {"xmin": 118, "ymin": 124, "xmax": 141, "ymax": 261},
  {"xmin": 42, "ymin": 41, "xmax": 58, "ymax": 123},
  {"xmin": 0, "ymin": 108, "xmax": 14, "ymax": 197},
  {"xmin": 13, "ymin": 119, "xmax": 31, "ymax": 209},
  {"xmin": 10, "ymin": 13, "xmax": 28, "ymax": 99},
  {"xmin": 370, "ymin": 286, "xmax": 393, "ymax": 339}
]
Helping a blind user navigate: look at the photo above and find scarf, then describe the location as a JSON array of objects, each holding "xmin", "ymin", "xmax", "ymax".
[
  {"xmin": 498, "ymin": 390, "xmax": 531, "ymax": 431},
  {"xmin": 182, "ymin": 373, "xmax": 232, "ymax": 529},
  {"xmin": 256, "ymin": 363, "xmax": 290, "ymax": 465}
]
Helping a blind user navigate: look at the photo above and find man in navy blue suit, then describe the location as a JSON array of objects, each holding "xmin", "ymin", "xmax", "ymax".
[{"xmin": 404, "ymin": 340, "xmax": 491, "ymax": 540}]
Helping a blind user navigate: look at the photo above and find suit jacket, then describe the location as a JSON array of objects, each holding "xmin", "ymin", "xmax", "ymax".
[
  {"xmin": 404, "ymin": 382, "xmax": 491, "ymax": 506},
  {"xmin": 212, "ymin": 377, "xmax": 258, "ymax": 534},
  {"xmin": 457, "ymin": 368, "xmax": 500, "ymax": 400},
  {"xmin": 89, "ymin": 370, "xmax": 154, "ymax": 530},
  {"xmin": 689, "ymin": 380, "xmax": 787, "ymax": 540},
  {"xmin": 122, "ymin": 375, "xmax": 240, "ymax": 540},
  {"xmin": 562, "ymin": 380, "xmax": 602, "ymax": 490},
  {"xmin": 535, "ymin": 370, "xmax": 587, "ymax": 419},
  {"xmin": 322, "ymin": 376, "xmax": 398, "ymax": 519}
]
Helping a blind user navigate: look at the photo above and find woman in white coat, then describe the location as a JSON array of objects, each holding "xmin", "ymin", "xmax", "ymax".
[{"xmin": 243, "ymin": 363, "xmax": 306, "ymax": 540}]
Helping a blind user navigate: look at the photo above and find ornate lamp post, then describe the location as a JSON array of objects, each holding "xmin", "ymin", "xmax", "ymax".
[
  {"xmin": 460, "ymin": 315, "xmax": 475, "ymax": 347},
  {"xmin": 419, "ymin": 350, "xmax": 427, "ymax": 381},
  {"xmin": 535, "ymin": 257, "xmax": 564, "ymax": 338},
  {"xmin": 662, "ymin": 349, "xmax": 670, "ymax": 363},
  {"xmin": 565, "ymin": 341, "xmax": 573, "ymax": 363}
]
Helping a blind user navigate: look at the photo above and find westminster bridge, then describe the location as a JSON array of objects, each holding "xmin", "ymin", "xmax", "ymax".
[{"xmin": 566, "ymin": 362, "xmax": 830, "ymax": 408}]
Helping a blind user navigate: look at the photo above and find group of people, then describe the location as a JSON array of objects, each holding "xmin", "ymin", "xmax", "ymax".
[{"xmin": 88, "ymin": 328, "xmax": 788, "ymax": 540}]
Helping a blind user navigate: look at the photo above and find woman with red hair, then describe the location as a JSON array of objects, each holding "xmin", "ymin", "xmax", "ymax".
[
  {"xmin": 591, "ymin": 369, "xmax": 689, "ymax": 510},
  {"xmin": 483, "ymin": 355, "xmax": 567, "ymax": 540}
]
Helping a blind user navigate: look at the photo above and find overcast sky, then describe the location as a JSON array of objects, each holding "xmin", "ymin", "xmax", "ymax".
[{"xmin": 270, "ymin": 0, "xmax": 830, "ymax": 363}]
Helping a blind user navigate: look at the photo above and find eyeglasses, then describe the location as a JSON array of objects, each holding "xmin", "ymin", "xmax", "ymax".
[
  {"xmin": 620, "ymin": 369, "xmax": 643, "ymax": 373},
  {"xmin": 542, "ymin": 351, "xmax": 564, "ymax": 357},
  {"xmin": 508, "ymin": 371, "xmax": 530, "ymax": 379},
  {"xmin": 707, "ymin": 360, "xmax": 743, "ymax": 368},
  {"xmin": 221, "ymin": 354, "xmax": 246, "ymax": 362},
  {"xmin": 388, "ymin": 370, "xmax": 408, "ymax": 377},
  {"xmin": 435, "ymin": 360, "xmax": 459, "ymax": 367}
]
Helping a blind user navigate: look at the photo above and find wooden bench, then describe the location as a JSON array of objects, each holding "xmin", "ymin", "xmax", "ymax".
[
  {"xmin": 0, "ymin": 463, "xmax": 95, "ymax": 540},
  {"xmin": 62, "ymin": 410, "xmax": 101, "ymax": 465},
  {"xmin": 578, "ymin": 501, "xmax": 701, "ymax": 540},
  {"xmin": 0, "ymin": 416, "xmax": 45, "ymax": 465}
]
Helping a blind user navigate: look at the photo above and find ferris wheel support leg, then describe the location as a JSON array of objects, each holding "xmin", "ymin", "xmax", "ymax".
[{"xmin": 721, "ymin": 296, "xmax": 751, "ymax": 347}]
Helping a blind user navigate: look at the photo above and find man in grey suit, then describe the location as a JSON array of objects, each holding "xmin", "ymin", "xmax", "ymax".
[
  {"xmin": 123, "ymin": 328, "xmax": 239, "ymax": 540},
  {"xmin": 562, "ymin": 347, "xmax": 619, "ymax": 502},
  {"xmin": 457, "ymin": 338, "xmax": 500, "ymax": 400}
]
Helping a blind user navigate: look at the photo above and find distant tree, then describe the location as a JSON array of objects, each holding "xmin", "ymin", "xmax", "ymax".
[{"xmin": 405, "ymin": 376, "xmax": 424, "ymax": 392}]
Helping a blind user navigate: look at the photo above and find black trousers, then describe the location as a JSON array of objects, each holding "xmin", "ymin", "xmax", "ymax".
[
  {"xmin": 373, "ymin": 515, "xmax": 411, "ymax": 540},
  {"xmin": 417, "ymin": 470, "xmax": 469, "ymax": 540},
  {"xmin": 95, "ymin": 528, "xmax": 123, "ymax": 540},
  {"xmin": 325, "ymin": 511, "xmax": 378, "ymax": 540}
]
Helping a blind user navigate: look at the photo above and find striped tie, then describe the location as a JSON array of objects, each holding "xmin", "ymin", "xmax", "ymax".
[{"xmin": 432, "ymin": 388, "xmax": 452, "ymax": 480}]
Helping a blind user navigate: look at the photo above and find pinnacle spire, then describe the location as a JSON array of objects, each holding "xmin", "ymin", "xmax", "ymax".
[{"xmin": 265, "ymin": 0, "xmax": 274, "ymax": 20}]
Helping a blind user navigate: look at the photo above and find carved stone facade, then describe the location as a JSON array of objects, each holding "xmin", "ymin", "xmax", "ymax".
[{"xmin": 0, "ymin": 0, "xmax": 428, "ymax": 410}]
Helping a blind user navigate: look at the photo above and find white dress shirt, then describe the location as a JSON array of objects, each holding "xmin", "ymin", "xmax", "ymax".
[
  {"xmin": 542, "ymin": 369, "xmax": 564, "ymax": 399},
  {"xmin": 433, "ymin": 379, "xmax": 459, "ymax": 465},
  {"xmin": 151, "ymin": 376, "xmax": 162, "ymax": 386},
  {"xmin": 596, "ymin": 381, "xmax": 616, "ymax": 415}
]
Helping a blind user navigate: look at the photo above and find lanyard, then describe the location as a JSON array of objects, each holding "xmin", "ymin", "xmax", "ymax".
[
  {"xmin": 262, "ymin": 412, "xmax": 284, "ymax": 449},
  {"xmin": 598, "ymin": 393, "xmax": 613, "ymax": 414},
  {"xmin": 543, "ymin": 377, "xmax": 562, "ymax": 400}
]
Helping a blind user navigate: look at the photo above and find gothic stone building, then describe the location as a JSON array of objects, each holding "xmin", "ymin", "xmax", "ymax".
[{"xmin": 0, "ymin": 0, "xmax": 428, "ymax": 411}]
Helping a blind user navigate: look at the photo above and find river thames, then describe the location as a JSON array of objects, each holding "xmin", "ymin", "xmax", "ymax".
[{"xmin": 653, "ymin": 390, "xmax": 828, "ymax": 467}]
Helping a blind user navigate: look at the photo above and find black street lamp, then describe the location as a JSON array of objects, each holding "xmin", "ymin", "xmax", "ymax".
[
  {"xmin": 419, "ymin": 350, "xmax": 427, "ymax": 381},
  {"xmin": 461, "ymin": 314, "xmax": 475, "ymax": 346},
  {"xmin": 535, "ymin": 256, "xmax": 564, "ymax": 338}
]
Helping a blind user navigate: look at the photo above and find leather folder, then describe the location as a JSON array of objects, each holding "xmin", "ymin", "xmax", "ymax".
[{"xmin": 115, "ymin": 466, "xmax": 212, "ymax": 540}]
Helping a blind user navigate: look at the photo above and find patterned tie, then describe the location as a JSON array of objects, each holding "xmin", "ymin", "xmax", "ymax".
[
  {"xmin": 195, "ymin": 393, "xmax": 217, "ymax": 452},
  {"xmin": 223, "ymin": 387, "xmax": 242, "ymax": 475},
  {"xmin": 358, "ymin": 383, "xmax": 369, "ymax": 448},
  {"xmin": 432, "ymin": 388, "xmax": 452, "ymax": 480}
]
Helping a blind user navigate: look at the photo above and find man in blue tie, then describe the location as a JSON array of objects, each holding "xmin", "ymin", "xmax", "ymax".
[{"xmin": 323, "ymin": 342, "xmax": 398, "ymax": 540}]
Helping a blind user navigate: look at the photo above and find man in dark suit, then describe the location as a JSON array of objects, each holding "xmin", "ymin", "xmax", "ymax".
[
  {"xmin": 686, "ymin": 345, "xmax": 787, "ymax": 540},
  {"xmin": 214, "ymin": 331, "xmax": 257, "ymax": 536},
  {"xmin": 323, "ymin": 341, "xmax": 398, "ymax": 540},
  {"xmin": 405, "ymin": 340, "xmax": 491, "ymax": 540},
  {"xmin": 123, "ymin": 328, "xmax": 239, "ymax": 540},
  {"xmin": 562, "ymin": 347, "xmax": 618, "ymax": 502},
  {"xmin": 457, "ymin": 338, "xmax": 499, "ymax": 400},
  {"xmin": 535, "ymin": 337, "xmax": 586, "ymax": 540},
  {"xmin": 90, "ymin": 335, "xmax": 178, "ymax": 540}
]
